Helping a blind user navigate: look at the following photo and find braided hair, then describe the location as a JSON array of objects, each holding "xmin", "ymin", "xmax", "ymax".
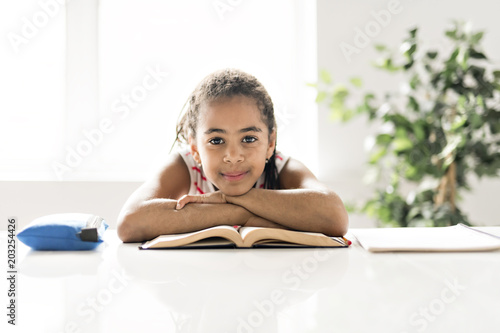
[{"xmin": 174, "ymin": 69, "xmax": 280, "ymax": 189}]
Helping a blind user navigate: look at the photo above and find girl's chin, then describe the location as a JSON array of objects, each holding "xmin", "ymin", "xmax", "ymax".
[{"xmin": 218, "ymin": 185, "xmax": 253, "ymax": 197}]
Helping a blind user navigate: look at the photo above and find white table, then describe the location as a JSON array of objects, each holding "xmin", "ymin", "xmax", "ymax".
[{"xmin": 2, "ymin": 229, "xmax": 500, "ymax": 333}]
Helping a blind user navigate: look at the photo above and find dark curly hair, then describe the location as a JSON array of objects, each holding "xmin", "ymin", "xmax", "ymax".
[{"xmin": 174, "ymin": 68, "xmax": 280, "ymax": 189}]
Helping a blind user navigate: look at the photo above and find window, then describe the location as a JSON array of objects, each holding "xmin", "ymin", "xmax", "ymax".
[
  {"xmin": 2, "ymin": 0, "xmax": 317, "ymax": 181},
  {"xmin": 1, "ymin": 0, "xmax": 66, "ymax": 180}
]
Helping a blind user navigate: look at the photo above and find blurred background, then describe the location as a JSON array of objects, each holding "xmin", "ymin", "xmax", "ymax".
[{"xmin": 1, "ymin": 0, "xmax": 499, "ymax": 229}]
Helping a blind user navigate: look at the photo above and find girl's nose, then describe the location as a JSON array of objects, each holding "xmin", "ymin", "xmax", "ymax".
[{"xmin": 223, "ymin": 144, "xmax": 244, "ymax": 163}]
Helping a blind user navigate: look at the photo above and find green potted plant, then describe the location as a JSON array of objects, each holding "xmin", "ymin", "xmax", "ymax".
[{"xmin": 314, "ymin": 21, "xmax": 500, "ymax": 227}]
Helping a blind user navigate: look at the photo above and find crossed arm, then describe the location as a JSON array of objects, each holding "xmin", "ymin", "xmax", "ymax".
[{"xmin": 117, "ymin": 154, "xmax": 348, "ymax": 242}]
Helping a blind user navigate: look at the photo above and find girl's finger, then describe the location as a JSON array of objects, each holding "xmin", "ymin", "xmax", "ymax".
[
  {"xmin": 176, "ymin": 195, "xmax": 191, "ymax": 210},
  {"xmin": 175, "ymin": 200, "xmax": 184, "ymax": 210},
  {"xmin": 176, "ymin": 193, "xmax": 225, "ymax": 209}
]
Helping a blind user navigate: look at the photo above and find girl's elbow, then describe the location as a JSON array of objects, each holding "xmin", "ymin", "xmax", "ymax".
[
  {"xmin": 117, "ymin": 211, "xmax": 142, "ymax": 243},
  {"xmin": 333, "ymin": 213, "xmax": 349, "ymax": 236},
  {"xmin": 324, "ymin": 197, "xmax": 349, "ymax": 237},
  {"xmin": 321, "ymin": 213, "xmax": 348, "ymax": 237}
]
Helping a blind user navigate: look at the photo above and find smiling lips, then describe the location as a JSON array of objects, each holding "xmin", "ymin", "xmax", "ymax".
[{"xmin": 222, "ymin": 171, "xmax": 248, "ymax": 182}]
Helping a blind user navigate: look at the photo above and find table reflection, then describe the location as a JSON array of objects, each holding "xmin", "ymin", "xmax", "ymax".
[{"xmin": 115, "ymin": 242, "xmax": 349, "ymax": 332}]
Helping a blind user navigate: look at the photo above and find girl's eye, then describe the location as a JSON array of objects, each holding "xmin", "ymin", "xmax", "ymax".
[
  {"xmin": 242, "ymin": 136, "xmax": 257, "ymax": 143},
  {"xmin": 209, "ymin": 137, "xmax": 224, "ymax": 145}
]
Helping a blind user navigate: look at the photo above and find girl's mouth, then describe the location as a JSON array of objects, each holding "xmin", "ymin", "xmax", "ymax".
[{"xmin": 222, "ymin": 171, "xmax": 248, "ymax": 182}]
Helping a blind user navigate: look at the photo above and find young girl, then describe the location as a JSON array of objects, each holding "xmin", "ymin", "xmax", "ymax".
[{"xmin": 117, "ymin": 69, "xmax": 348, "ymax": 242}]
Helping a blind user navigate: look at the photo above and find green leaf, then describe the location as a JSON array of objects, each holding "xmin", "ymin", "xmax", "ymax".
[
  {"xmin": 451, "ymin": 115, "xmax": 467, "ymax": 131},
  {"xmin": 374, "ymin": 44, "xmax": 387, "ymax": 52},
  {"xmin": 445, "ymin": 29, "xmax": 458, "ymax": 40},
  {"xmin": 438, "ymin": 134, "xmax": 463, "ymax": 168},
  {"xmin": 426, "ymin": 51, "xmax": 438, "ymax": 59},
  {"xmin": 460, "ymin": 48, "xmax": 469, "ymax": 70},
  {"xmin": 319, "ymin": 69, "xmax": 332, "ymax": 84},
  {"xmin": 469, "ymin": 65, "xmax": 486, "ymax": 78},
  {"xmin": 369, "ymin": 147, "xmax": 387, "ymax": 164},
  {"xmin": 413, "ymin": 122, "xmax": 426, "ymax": 141},
  {"xmin": 407, "ymin": 96, "xmax": 419, "ymax": 112},
  {"xmin": 457, "ymin": 94, "xmax": 467, "ymax": 110},
  {"xmin": 400, "ymin": 41, "xmax": 413, "ymax": 54},
  {"xmin": 447, "ymin": 48, "xmax": 460, "ymax": 63},
  {"xmin": 373, "ymin": 57, "xmax": 401, "ymax": 72},
  {"xmin": 470, "ymin": 113, "xmax": 483, "ymax": 129},
  {"xmin": 387, "ymin": 114, "xmax": 412, "ymax": 130},
  {"xmin": 470, "ymin": 31, "xmax": 484, "ymax": 44},
  {"xmin": 315, "ymin": 91, "xmax": 327, "ymax": 103},
  {"xmin": 406, "ymin": 43, "xmax": 417, "ymax": 58},
  {"xmin": 393, "ymin": 137, "xmax": 413, "ymax": 152},
  {"xmin": 356, "ymin": 103, "xmax": 370, "ymax": 115},
  {"xmin": 408, "ymin": 27, "xmax": 418, "ymax": 39},
  {"xmin": 469, "ymin": 49, "xmax": 487, "ymax": 59},
  {"xmin": 332, "ymin": 84, "xmax": 349, "ymax": 100},
  {"xmin": 404, "ymin": 60, "xmax": 415, "ymax": 70},
  {"xmin": 350, "ymin": 77, "xmax": 363, "ymax": 88},
  {"xmin": 329, "ymin": 88, "xmax": 354, "ymax": 122},
  {"xmin": 330, "ymin": 107, "xmax": 355, "ymax": 122},
  {"xmin": 343, "ymin": 202, "xmax": 358, "ymax": 213},
  {"xmin": 362, "ymin": 200, "xmax": 379, "ymax": 219},
  {"xmin": 409, "ymin": 74, "xmax": 421, "ymax": 89},
  {"xmin": 404, "ymin": 165, "xmax": 418, "ymax": 179},
  {"xmin": 362, "ymin": 93, "xmax": 377, "ymax": 118},
  {"xmin": 376, "ymin": 133, "xmax": 393, "ymax": 146},
  {"xmin": 406, "ymin": 206, "xmax": 422, "ymax": 221}
]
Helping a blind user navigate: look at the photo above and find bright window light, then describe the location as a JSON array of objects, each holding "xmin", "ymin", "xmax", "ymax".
[
  {"xmin": 1, "ymin": 0, "xmax": 317, "ymax": 181},
  {"xmin": 0, "ymin": 0, "xmax": 66, "ymax": 180}
]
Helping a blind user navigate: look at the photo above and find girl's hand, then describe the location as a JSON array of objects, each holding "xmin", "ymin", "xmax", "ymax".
[{"xmin": 176, "ymin": 191, "xmax": 227, "ymax": 210}]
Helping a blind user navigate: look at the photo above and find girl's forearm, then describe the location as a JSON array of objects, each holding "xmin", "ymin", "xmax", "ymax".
[
  {"xmin": 226, "ymin": 188, "xmax": 348, "ymax": 236},
  {"xmin": 117, "ymin": 198, "xmax": 252, "ymax": 242}
]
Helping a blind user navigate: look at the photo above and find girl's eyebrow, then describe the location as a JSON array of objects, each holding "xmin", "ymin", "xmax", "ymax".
[
  {"xmin": 240, "ymin": 126, "xmax": 262, "ymax": 133},
  {"xmin": 204, "ymin": 128, "xmax": 226, "ymax": 135},
  {"xmin": 204, "ymin": 126, "xmax": 262, "ymax": 135}
]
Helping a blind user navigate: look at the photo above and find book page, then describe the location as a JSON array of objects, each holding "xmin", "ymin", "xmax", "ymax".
[
  {"xmin": 239, "ymin": 227, "xmax": 345, "ymax": 247},
  {"xmin": 140, "ymin": 225, "xmax": 243, "ymax": 249},
  {"xmin": 177, "ymin": 237, "xmax": 238, "ymax": 248},
  {"xmin": 351, "ymin": 224, "xmax": 500, "ymax": 252}
]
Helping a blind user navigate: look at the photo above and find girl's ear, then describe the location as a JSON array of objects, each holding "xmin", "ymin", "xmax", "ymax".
[
  {"xmin": 188, "ymin": 136, "xmax": 201, "ymax": 165},
  {"xmin": 267, "ymin": 130, "xmax": 277, "ymax": 159}
]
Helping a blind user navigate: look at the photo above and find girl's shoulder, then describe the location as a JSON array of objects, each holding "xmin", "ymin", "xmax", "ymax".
[
  {"xmin": 177, "ymin": 148, "xmax": 196, "ymax": 168},
  {"xmin": 278, "ymin": 155, "xmax": 322, "ymax": 190},
  {"xmin": 176, "ymin": 148, "xmax": 216, "ymax": 194},
  {"xmin": 138, "ymin": 150, "xmax": 191, "ymax": 200},
  {"xmin": 274, "ymin": 151, "xmax": 290, "ymax": 174}
]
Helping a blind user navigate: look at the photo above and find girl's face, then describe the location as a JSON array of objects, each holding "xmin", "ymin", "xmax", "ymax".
[{"xmin": 189, "ymin": 95, "xmax": 275, "ymax": 196}]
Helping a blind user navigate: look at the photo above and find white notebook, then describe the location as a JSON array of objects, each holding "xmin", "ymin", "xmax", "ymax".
[{"xmin": 351, "ymin": 224, "xmax": 500, "ymax": 252}]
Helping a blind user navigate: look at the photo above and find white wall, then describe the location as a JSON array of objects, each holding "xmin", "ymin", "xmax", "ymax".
[
  {"xmin": 317, "ymin": 0, "xmax": 500, "ymax": 227},
  {"xmin": 0, "ymin": 181, "xmax": 141, "ymax": 230}
]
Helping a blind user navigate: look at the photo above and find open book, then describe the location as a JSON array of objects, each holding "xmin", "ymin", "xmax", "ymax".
[
  {"xmin": 140, "ymin": 225, "xmax": 350, "ymax": 249},
  {"xmin": 350, "ymin": 223, "xmax": 500, "ymax": 252}
]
